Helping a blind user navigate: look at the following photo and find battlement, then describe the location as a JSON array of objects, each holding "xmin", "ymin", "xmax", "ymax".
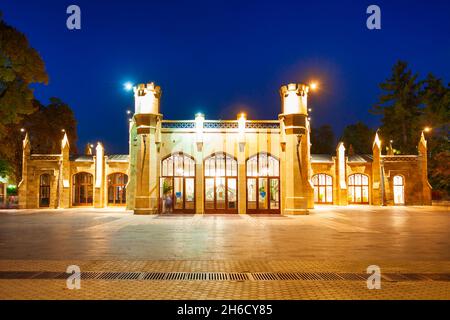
[
  {"xmin": 279, "ymin": 83, "xmax": 309, "ymax": 115},
  {"xmin": 133, "ymin": 82, "xmax": 162, "ymax": 114}
]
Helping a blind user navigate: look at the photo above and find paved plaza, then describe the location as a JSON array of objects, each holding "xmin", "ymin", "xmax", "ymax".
[{"xmin": 0, "ymin": 205, "xmax": 449, "ymax": 299}]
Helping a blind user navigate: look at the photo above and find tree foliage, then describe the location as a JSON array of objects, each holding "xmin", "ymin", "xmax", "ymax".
[
  {"xmin": 342, "ymin": 122, "xmax": 375, "ymax": 155},
  {"xmin": 311, "ymin": 124, "xmax": 335, "ymax": 154},
  {"xmin": 373, "ymin": 61, "xmax": 450, "ymax": 196},
  {"xmin": 0, "ymin": 14, "xmax": 48, "ymax": 140},
  {"xmin": 0, "ymin": 98, "xmax": 78, "ymax": 183},
  {"xmin": 371, "ymin": 61, "xmax": 422, "ymax": 154}
]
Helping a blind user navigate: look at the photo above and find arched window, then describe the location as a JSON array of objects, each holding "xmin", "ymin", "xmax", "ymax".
[
  {"xmin": 39, "ymin": 174, "xmax": 51, "ymax": 207},
  {"xmin": 393, "ymin": 175, "xmax": 405, "ymax": 205},
  {"xmin": 312, "ymin": 174, "xmax": 333, "ymax": 204},
  {"xmin": 108, "ymin": 173, "xmax": 128, "ymax": 205},
  {"xmin": 246, "ymin": 153, "xmax": 280, "ymax": 213},
  {"xmin": 204, "ymin": 153, "xmax": 238, "ymax": 213},
  {"xmin": 160, "ymin": 153, "xmax": 195, "ymax": 212},
  {"xmin": 348, "ymin": 173, "xmax": 369, "ymax": 204},
  {"xmin": 72, "ymin": 172, "xmax": 93, "ymax": 206}
]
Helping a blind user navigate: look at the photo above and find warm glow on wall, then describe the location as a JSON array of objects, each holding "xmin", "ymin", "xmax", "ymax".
[
  {"xmin": 95, "ymin": 142, "xmax": 104, "ymax": 188},
  {"xmin": 195, "ymin": 112, "xmax": 205, "ymax": 142}
]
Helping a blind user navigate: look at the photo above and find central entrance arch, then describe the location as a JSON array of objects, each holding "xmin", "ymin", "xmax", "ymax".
[
  {"xmin": 246, "ymin": 152, "xmax": 280, "ymax": 214},
  {"xmin": 160, "ymin": 153, "xmax": 196, "ymax": 213},
  {"xmin": 204, "ymin": 152, "xmax": 238, "ymax": 213}
]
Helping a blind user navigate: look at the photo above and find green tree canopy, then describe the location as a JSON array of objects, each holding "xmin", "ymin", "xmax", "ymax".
[
  {"xmin": 0, "ymin": 14, "xmax": 48, "ymax": 140},
  {"xmin": 371, "ymin": 60, "xmax": 422, "ymax": 154},
  {"xmin": 0, "ymin": 98, "xmax": 78, "ymax": 183},
  {"xmin": 311, "ymin": 124, "xmax": 335, "ymax": 154},
  {"xmin": 342, "ymin": 122, "xmax": 375, "ymax": 155}
]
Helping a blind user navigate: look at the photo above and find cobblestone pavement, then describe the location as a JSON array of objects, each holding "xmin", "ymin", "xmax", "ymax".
[{"xmin": 0, "ymin": 205, "xmax": 448, "ymax": 299}]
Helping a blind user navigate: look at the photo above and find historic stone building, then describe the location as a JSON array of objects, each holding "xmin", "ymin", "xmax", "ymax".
[{"xmin": 18, "ymin": 82, "xmax": 432, "ymax": 213}]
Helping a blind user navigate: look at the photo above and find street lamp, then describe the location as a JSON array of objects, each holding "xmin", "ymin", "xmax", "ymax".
[
  {"xmin": 124, "ymin": 82, "xmax": 133, "ymax": 91},
  {"xmin": 310, "ymin": 82, "xmax": 318, "ymax": 91}
]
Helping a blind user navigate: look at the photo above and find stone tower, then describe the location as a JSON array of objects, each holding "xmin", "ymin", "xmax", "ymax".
[
  {"xmin": 279, "ymin": 83, "xmax": 314, "ymax": 213},
  {"xmin": 129, "ymin": 82, "xmax": 162, "ymax": 214}
]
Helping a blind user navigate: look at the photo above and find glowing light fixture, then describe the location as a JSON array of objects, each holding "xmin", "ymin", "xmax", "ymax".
[
  {"xmin": 423, "ymin": 127, "xmax": 431, "ymax": 133},
  {"xmin": 310, "ymin": 82, "xmax": 318, "ymax": 91},
  {"xmin": 20, "ymin": 128, "xmax": 25, "ymax": 133},
  {"xmin": 124, "ymin": 82, "xmax": 133, "ymax": 91}
]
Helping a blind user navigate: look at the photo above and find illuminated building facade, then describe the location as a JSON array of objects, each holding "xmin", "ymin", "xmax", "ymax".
[{"xmin": 18, "ymin": 82, "xmax": 432, "ymax": 213}]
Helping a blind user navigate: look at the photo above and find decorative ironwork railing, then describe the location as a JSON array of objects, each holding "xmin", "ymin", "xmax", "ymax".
[
  {"xmin": 161, "ymin": 121, "xmax": 195, "ymax": 129},
  {"xmin": 161, "ymin": 120, "xmax": 280, "ymax": 129},
  {"xmin": 204, "ymin": 121, "xmax": 238, "ymax": 129},
  {"xmin": 246, "ymin": 122, "xmax": 280, "ymax": 129},
  {"xmin": 30, "ymin": 155, "xmax": 61, "ymax": 161},
  {"xmin": 382, "ymin": 155, "xmax": 418, "ymax": 162}
]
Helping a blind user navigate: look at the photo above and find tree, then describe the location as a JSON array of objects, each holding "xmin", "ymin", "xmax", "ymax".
[
  {"xmin": 311, "ymin": 125, "xmax": 335, "ymax": 154},
  {"xmin": 25, "ymin": 98, "xmax": 78, "ymax": 154},
  {"xmin": 342, "ymin": 122, "xmax": 375, "ymax": 154},
  {"xmin": 0, "ymin": 158, "xmax": 9, "ymax": 178},
  {"xmin": 421, "ymin": 74, "xmax": 450, "ymax": 197},
  {"xmin": 0, "ymin": 13, "xmax": 48, "ymax": 140},
  {"xmin": 0, "ymin": 98, "xmax": 78, "ymax": 183},
  {"xmin": 371, "ymin": 61, "xmax": 422, "ymax": 154}
]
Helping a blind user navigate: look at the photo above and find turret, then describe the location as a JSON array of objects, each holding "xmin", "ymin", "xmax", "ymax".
[
  {"xmin": 279, "ymin": 83, "xmax": 309, "ymax": 116},
  {"xmin": 130, "ymin": 82, "xmax": 162, "ymax": 214},
  {"xmin": 134, "ymin": 82, "xmax": 161, "ymax": 115},
  {"xmin": 279, "ymin": 83, "xmax": 314, "ymax": 213}
]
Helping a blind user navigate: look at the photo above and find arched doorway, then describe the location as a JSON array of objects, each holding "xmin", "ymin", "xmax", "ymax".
[
  {"xmin": 72, "ymin": 172, "xmax": 93, "ymax": 206},
  {"xmin": 312, "ymin": 173, "xmax": 333, "ymax": 204},
  {"xmin": 246, "ymin": 153, "xmax": 280, "ymax": 213},
  {"xmin": 393, "ymin": 175, "xmax": 405, "ymax": 205},
  {"xmin": 348, "ymin": 173, "xmax": 369, "ymax": 204},
  {"xmin": 160, "ymin": 153, "xmax": 195, "ymax": 213},
  {"xmin": 39, "ymin": 174, "xmax": 51, "ymax": 207},
  {"xmin": 108, "ymin": 173, "xmax": 128, "ymax": 205},
  {"xmin": 204, "ymin": 153, "xmax": 238, "ymax": 213}
]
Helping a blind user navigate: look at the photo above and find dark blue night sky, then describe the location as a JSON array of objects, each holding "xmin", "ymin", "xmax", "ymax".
[{"xmin": 2, "ymin": 0, "xmax": 449, "ymax": 153}]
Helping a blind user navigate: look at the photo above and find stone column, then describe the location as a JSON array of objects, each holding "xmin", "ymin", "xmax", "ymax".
[
  {"xmin": 418, "ymin": 132, "xmax": 432, "ymax": 205},
  {"xmin": 18, "ymin": 134, "xmax": 30, "ymax": 209},
  {"xmin": 60, "ymin": 133, "xmax": 71, "ymax": 208},
  {"xmin": 94, "ymin": 142, "xmax": 104, "ymax": 208},
  {"xmin": 335, "ymin": 142, "xmax": 348, "ymax": 205},
  {"xmin": 371, "ymin": 133, "xmax": 382, "ymax": 205}
]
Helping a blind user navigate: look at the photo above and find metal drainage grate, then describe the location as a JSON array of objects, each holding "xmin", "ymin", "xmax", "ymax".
[{"xmin": 0, "ymin": 271, "xmax": 448, "ymax": 282}]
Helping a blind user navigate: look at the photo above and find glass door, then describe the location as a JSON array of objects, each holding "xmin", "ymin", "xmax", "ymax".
[
  {"xmin": 269, "ymin": 178, "xmax": 279, "ymax": 210},
  {"xmin": 173, "ymin": 177, "xmax": 184, "ymax": 210},
  {"xmin": 185, "ymin": 178, "xmax": 195, "ymax": 210},
  {"xmin": 227, "ymin": 178, "xmax": 237, "ymax": 210}
]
